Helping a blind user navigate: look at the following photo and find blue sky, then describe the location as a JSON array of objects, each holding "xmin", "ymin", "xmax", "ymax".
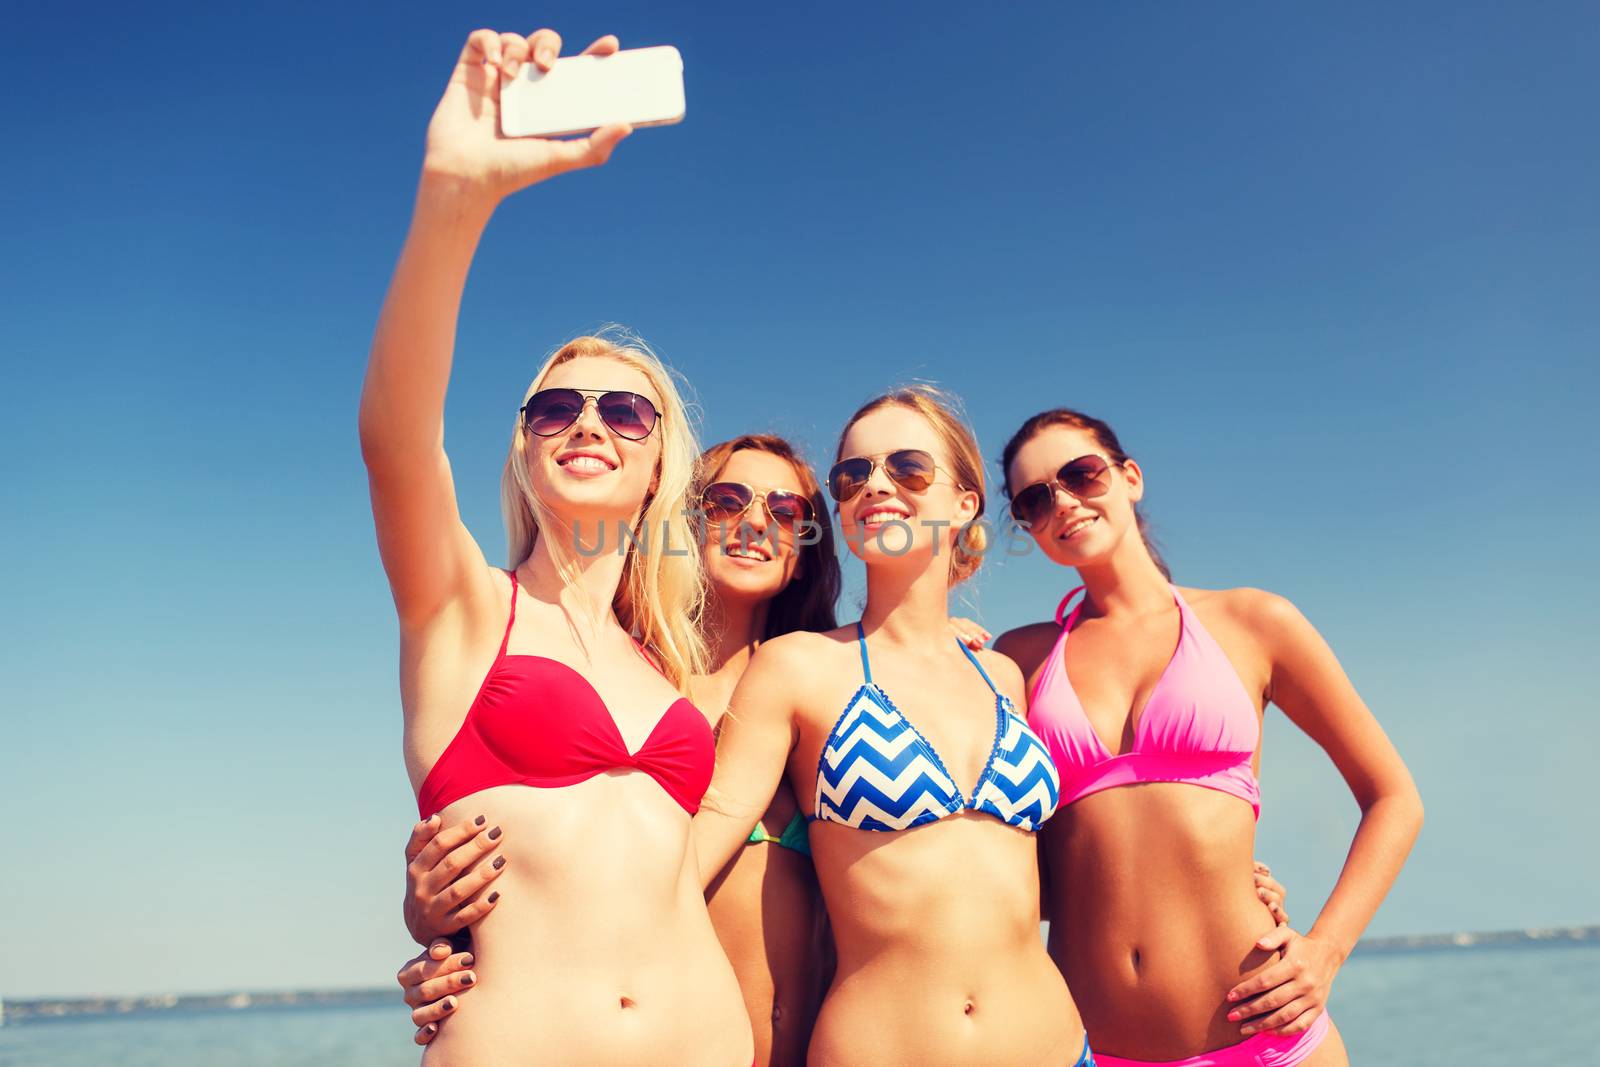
[{"xmin": 3, "ymin": 1, "xmax": 1596, "ymax": 998}]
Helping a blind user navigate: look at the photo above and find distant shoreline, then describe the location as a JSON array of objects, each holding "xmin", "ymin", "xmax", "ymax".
[{"xmin": 4, "ymin": 925, "xmax": 1595, "ymax": 1025}]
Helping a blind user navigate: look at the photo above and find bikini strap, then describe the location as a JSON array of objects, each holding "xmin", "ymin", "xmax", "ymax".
[
  {"xmin": 955, "ymin": 638, "xmax": 1000, "ymax": 696},
  {"xmin": 630, "ymin": 633, "xmax": 668, "ymax": 678},
  {"xmin": 497, "ymin": 570, "xmax": 520, "ymax": 657},
  {"xmin": 1055, "ymin": 585, "xmax": 1088, "ymax": 630},
  {"xmin": 855, "ymin": 622, "xmax": 872, "ymax": 684}
]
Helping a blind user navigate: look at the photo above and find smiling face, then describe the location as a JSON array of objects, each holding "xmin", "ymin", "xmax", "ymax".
[
  {"xmin": 522, "ymin": 355, "xmax": 664, "ymax": 530},
  {"xmin": 835, "ymin": 405, "xmax": 980, "ymax": 571},
  {"xmin": 700, "ymin": 448, "xmax": 808, "ymax": 606},
  {"xmin": 1005, "ymin": 423, "xmax": 1144, "ymax": 569}
]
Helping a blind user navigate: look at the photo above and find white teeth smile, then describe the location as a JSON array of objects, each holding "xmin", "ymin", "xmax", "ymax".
[
  {"xmin": 559, "ymin": 455, "xmax": 614, "ymax": 473},
  {"xmin": 1059, "ymin": 517, "xmax": 1096, "ymax": 538},
  {"xmin": 859, "ymin": 510, "xmax": 906, "ymax": 525},
  {"xmin": 726, "ymin": 545, "xmax": 771, "ymax": 561}
]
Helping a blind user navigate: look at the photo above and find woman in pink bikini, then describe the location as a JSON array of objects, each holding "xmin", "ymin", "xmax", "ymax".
[{"xmin": 994, "ymin": 407, "xmax": 1423, "ymax": 1067}]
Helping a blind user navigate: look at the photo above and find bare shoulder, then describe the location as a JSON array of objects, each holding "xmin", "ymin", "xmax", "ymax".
[
  {"xmin": 1180, "ymin": 586, "xmax": 1314, "ymax": 649},
  {"xmin": 749, "ymin": 626, "xmax": 856, "ymax": 675},
  {"xmin": 992, "ymin": 620, "xmax": 1060, "ymax": 677},
  {"xmin": 1193, "ymin": 586, "xmax": 1304, "ymax": 622},
  {"xmin": 973, "ymin": 646, "xmax": 1029, "ymax": 706}
]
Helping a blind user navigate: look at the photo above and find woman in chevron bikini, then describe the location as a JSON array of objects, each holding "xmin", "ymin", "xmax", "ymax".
[{"xmin": 690, "ymin": 386, "xmax": 1090, "ymax": 1066}]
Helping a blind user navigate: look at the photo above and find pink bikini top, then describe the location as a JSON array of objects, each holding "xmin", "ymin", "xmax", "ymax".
[{"xmin": 1026, "ymin": 585, "xmax": 1262, "ymax": 818}]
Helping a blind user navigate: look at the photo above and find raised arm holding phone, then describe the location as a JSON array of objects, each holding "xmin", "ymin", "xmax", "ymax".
[{"xmin": 359, "ymin": 26, "xmax": 752, "ymax": 1067}]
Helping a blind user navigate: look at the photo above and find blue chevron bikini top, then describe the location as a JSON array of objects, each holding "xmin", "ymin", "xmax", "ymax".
[{"xmin": 811, "ymin": 623, "xmax": 1062, "ymax": 833}]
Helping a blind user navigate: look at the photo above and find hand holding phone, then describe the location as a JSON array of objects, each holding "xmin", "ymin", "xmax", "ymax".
[
  {"xmin": 499, "ymin": 46, "xmax": 685, "ymax": 139},
  {"xmin": 420, "ymin": 29, "xmax": 640, "ymax": 202}
]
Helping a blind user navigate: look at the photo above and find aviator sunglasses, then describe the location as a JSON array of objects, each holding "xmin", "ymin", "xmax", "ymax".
[
  {"xmin": 520, "ymin": 388, "xmax": 659, "ymax": 441},
  {"xmin": 700, "ymin": 481, "xmax": 816, "ymax": 532},
  {"xmin": 827, "ymin": 449, "xmax": 964, "ymax": 503},
  {"xmin": 1008, "ymin": 454, "xmax": 1120, "ymax": 527}
]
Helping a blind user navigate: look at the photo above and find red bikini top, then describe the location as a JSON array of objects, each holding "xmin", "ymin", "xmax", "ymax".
[{"xmin": 415, "ymin": 572, "xmax": 715, "ymax": 818}]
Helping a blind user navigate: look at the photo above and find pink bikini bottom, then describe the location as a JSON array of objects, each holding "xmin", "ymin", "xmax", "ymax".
[{"xmin": 1092, "ymin": 1012, "xmax": 1330, "ymax": 1067}]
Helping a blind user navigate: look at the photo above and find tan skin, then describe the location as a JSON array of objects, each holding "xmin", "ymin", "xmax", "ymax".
[
  {"xmin": 695, "ymin": 404, "xmax": 1084, "ymax": 1067},
  {"xmin": 397, "ymin": 452, "xmax": 832, "ymax": 1066},
  {"xmin": 401, "ymin": 445, "xmax": 1018, "ymax": 1062},
  {"xmin": 362, "ymin": 25, "xmax": 748, "ymax": 1067},
  {"xmin": 695, "ymin": 448, "xmax": 831, "ymax": 1067},
  {"xmin": 994, "ymin": 424, "xmax": 1423, "ymax": 1063}
]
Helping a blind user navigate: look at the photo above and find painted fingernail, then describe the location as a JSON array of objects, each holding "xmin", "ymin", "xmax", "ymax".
[
  {"xmin": 474, "ymin": 815, "xmax": 486, "ymax": 827},
  {"xmin": 492, "ymin": 856, "xmax": 505, "ymax": 870},
  {"xmin": 1227, "ymin": 1011, "xmax": 1240, "ymax": 1021},
  {"xmin": 1227, "ymin": 991, "xmax": 1239, "ymax": 1001},
  {"xmin": 488, "ymin": 891, "xmax": 500, "ymax": 904},
  {"xmin": 488, "ymin": 826, "xmax": 502, "ymax": 841},
  {"xmin": 425, "ymin": 1023, "xmax": 437, "ymax": 1035},
  {"xmin": 460, "ymin": 973, "xmax": 474, "ymax": 986},
  {"xmin": 461, "ymin": 953, "xmax": 474, "ymax": 966}
]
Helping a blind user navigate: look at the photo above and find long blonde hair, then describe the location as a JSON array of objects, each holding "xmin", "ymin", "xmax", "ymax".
[{"xmin": 499, "ymin": 328, "xmax": 707, "ymax": 688}]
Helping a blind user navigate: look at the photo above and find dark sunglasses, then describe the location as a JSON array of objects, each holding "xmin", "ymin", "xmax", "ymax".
[
  {"xmin": 520, "ymin": 388, "xmax": 659, "ymax": 441},
  {"xmin": 700, "ymin": 481, "xmax": 816, "ymax": 531},
  {"xmin": 827, "ymin": 449, "xmax": 962, "ymax": 503},
  {"xmin": 1008, "ymin": 454, "xmax": 1119, "ymax": 526}
]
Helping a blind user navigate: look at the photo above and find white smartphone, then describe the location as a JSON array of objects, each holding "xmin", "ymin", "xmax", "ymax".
[{"xmin": 499, "ymin": 45, "xmax": 685, "ymax": 139}]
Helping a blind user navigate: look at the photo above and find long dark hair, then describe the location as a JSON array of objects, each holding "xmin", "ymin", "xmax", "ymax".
[
  {"xmin": 694, "ymin": 434, "xmax": 840, "ymax": 639},
  {"xmin": 999, "ymin": 409, "xmax": 1171, "ymax": 579}
]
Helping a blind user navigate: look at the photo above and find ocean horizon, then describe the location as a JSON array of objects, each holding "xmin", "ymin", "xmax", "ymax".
[
  {"xmin": 4, "ymin": 938, "xmax": 1596, "ymax": 1066},
  {"xmin": 9, "ymin": 923, "xmax": 1594, "ymax": 1016}
]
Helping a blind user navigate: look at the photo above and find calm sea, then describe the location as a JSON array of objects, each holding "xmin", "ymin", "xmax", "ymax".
[{"xmin": 3, "ymin": 942, "xmax": 1596, "ymax": 1066}]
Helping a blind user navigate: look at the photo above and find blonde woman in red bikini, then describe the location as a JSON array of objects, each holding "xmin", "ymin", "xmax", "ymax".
[
  {"xmin": 398, "ymin": 432, "xmax": 1019, "ymax": 1065},
  {"xmin": 361, "ymin": 24, "xmax": 752, "ymax": 1066}
]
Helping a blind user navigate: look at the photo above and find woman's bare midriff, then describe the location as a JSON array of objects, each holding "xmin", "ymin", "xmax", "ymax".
[
  {"xmin": 421, "ymin": 777, "xmax": 752, "ymax": 1067},
  {"xmin": 807, "ymin": 816, "xmax": 1083, "ymax": 1067},
  {"xmin": 1046, "ymin": 783, "xmax": 1277, "ymax": 1062}
]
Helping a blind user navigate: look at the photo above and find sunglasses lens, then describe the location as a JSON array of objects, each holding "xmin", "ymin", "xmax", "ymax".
[
  {"xmin": 765, "ymin": 491, "xmax": 813, "ymax": 529},
  {"xmin": 885, "ymin": 450, "xmax": 937, "ymax": 492},
  {"xmin": 1011, "ymin": 484, "xmax": 1054, "ymax": 526},
  {"xmin": 702, "ymin": 482, "xmax": 754, "ymax": 520},
  {"xmin": 523, "ymin": 389, "xmax": 585, "ymax": 436},
  {"xmin": 596, "ymin": 392, "xmax": 656, "ymax": 440},
  {"xmin": 1060, "ymin": 456, "xmax": 1111, "ymax": 498},
  {"xmin": 828, "ymin": 458, "xmax": 872, "ymax": 502}
]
